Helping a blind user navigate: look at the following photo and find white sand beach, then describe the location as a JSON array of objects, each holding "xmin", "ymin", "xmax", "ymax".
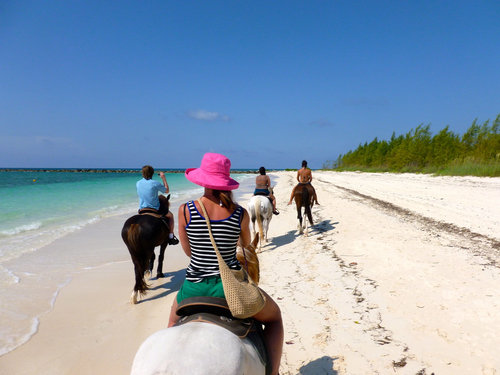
[{"xmin": 0, "ymin": 171, "xmax": 499, "ymax": 375}]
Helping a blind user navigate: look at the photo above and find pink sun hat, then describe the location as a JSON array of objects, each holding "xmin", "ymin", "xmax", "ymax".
[{"xmin": 185, "ymin": 152, "xmax": 239, "ymax": 191}]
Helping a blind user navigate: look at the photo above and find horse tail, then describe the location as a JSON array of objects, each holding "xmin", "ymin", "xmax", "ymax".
[
  {"xmin": 127, "ymin": 223, "xmax": 148, "ymax": 293},
  {"xmin": 126, "ymin": 223, "xmax": 143, "ymax": 253},
  {"xmin": 303, "ymin": 186, "xmax": 313, "ymax": 225},
  {"xmin": 255, "ymin": 200, "xmax": 264, "ymax": 246}
]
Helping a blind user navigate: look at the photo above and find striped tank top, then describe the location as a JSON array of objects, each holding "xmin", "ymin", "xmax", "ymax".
[{"xmin": 185, "ymin": 200, "xmax": 242, "ymax": 283}]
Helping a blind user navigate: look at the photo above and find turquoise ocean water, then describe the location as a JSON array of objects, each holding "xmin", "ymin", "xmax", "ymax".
[
  {"xmin": 0, "ymin": 170, "xmax": 199, "ymax": 262},
  {"xmin": 0, "ymin": 169, "xmax": 254, "ymax": 356}
]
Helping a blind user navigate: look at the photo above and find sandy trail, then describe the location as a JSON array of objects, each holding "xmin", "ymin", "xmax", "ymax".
[{"xmin": 260, "ymin": 171, "xmax": 500, "ymax": 375}]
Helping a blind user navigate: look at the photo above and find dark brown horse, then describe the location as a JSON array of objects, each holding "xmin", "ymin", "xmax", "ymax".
[
  {"xmin": 293, "ymin": 183, "xmax": 314, "ymax": 235},
  {"xmin": 121, "ymin": 195, "xmax": 171, "ymax": 304}
]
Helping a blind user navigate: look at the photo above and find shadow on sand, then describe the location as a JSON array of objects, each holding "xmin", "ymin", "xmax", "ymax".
[
  {"xmin": 261, "ymin": 230, "xmax": 297, "ymax": 252},
  {"xmin": 299, "ymin": 356, "xmax": 339, "ymax": 374},
  {"xmin": 137, "ymin": 268, "xmax": 186, "ymax": 304},
  {"xmin": 312, "ymin": 219, "xmax": 338, "ymax": 234},
  {"xmin": 259, "ymin": 219, "xmax": 339, "ymax": 253}
]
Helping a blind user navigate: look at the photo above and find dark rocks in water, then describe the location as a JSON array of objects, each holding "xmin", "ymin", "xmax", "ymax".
[{"xmin": 0, "ymin": 168, "xmax": 265, "ymax": 174}]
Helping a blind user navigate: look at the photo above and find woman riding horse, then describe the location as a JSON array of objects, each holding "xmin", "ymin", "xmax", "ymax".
[
  {"xmin": 167, "ymin": 153, "xmax": 283, "ymax": 375},
  {"xmin": 254, "ymin": 166, "xmax": 279, "ymax": 215}
]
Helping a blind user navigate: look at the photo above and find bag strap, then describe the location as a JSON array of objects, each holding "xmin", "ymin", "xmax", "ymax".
[
  {"xmin": 197, "ymin": 199, "xmax": 249, "ymax": 272},
  {"xmin": 197, "ymin": 199, "xmax": 224, "ymax": 260}
]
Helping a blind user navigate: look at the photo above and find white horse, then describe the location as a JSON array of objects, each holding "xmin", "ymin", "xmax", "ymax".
[
  {"xmin": 131, "ymin": 236, "xmax": 265, "ymax": 375},
  {"xmin": 131, "ymin": 322, "xmax": 266, "ymax": 375},
  {"xmin": 247, "ymin": 193, "xmax": 273, "ymax": 251}
]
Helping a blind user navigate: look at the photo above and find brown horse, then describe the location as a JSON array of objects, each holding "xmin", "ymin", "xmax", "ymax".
[
  {"xmin": 121, "ymin": 195, "xmax": 171, "ymax": 304},
  {"xmin": 293, "ymin": 183, "xmax": 314, "ymax": 235}
]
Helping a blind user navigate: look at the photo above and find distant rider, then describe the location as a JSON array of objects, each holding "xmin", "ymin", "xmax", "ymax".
[
  {"xmin": 287, "ymin": 160, "xmax": 319, "ymax": 205},
  {"xmin": 136, "ymin": 165, "xmax": 179, "ymax": 245},
  {"xmin": 254, "ymin": 166, "xmax": 279, "ymax": 215}
]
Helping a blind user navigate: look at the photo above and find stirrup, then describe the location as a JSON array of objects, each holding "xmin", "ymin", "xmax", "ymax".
[{"xmin": 168, "ymin": 235, "xmax": 179, "ymax": 245}]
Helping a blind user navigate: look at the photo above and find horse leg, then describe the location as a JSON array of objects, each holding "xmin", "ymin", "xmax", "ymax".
[
  {"xmin": 300, "ymin": 186, "xmax": 312, "ymax": 235},
  {"xmin": 255, "ymin": 201, "xmax": 264, "ymax": 251},
  {"xmin": 146, "ymin": 251, "xmax": 156, "ymax": 279},
  {"xmin": 304, "ymin": 206, "xmax": 309, "ymax": 236},
  {"xmin": 125, "ymin": 245, "xmax": 146, "ymax": 304},
  {"xmin": 296, "ymin": 204, "xmax": 303, "ymax": 234},
  {"xmin": 131, "ymin": 257, "xmax": 146, "ymax": 304},
  {"xmin": 251, "ymin": 218, "xmax": 257, "ymax": 243},
  {"xmin": 156, "ymin": 242, "xmax": 167, "ymax": 278},
  {"xmin": 307, "ymin": 198, "xmax": 314, "ymax": 226},
  {"xmin": 305, "ymin": 204, "xmax": 313, "ymax": 237},
  {"xmin": 263, "ymin": 219, "xmax": 268, "ymax": 243},
  {"xmin": 130, "ymin": 258, "xmax": 140, "ymax": 304},
  {"xmin": 131, "ymin": 247, "xmax": 154, "ymax": 304},
  {"xmin": 264, "ymin": 210, "xmax": 273, "ymax": 243}
]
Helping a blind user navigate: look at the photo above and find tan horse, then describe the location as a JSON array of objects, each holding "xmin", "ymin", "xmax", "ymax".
[{"xmin": 236, "ymin": 233, "xmax": 260, "ymax": 284}]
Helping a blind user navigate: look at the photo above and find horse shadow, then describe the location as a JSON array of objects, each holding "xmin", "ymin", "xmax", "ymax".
[
  {"xmin": 299, "ymin": 356, "xmax": 339, "ymax": 374},
  {"xmin": 310, "ymin": 219, "xmax": 338, "ymax": 235},
  {"xmin": 261, "ymin": 230, "xmax": 297, "ymax": 252},
  {"xmin": 137, "ymin": 268, "xmax": 186, "ymax": 304},
  {"xmin": 261, "ymin": 219, "xmax": 339, "ymax": 252}
]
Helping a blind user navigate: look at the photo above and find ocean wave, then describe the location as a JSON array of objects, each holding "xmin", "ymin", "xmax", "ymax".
[
  {"xmin": 0, "ymin": 265, "xmax": 20, "ymax": 284},
  {"xmin": 0, "ymin": 317, "xmax": 39, "ymax": 357},
  {"xmin": 0, "ymin": 276, "xmax": 71, "ymax": 356},
  {"xmin": 82, "ymin": 259, "xmax": 129, "ymax": 271},
  {"xmin": 0, "ymin": 214, "xmax": 119, "ymax": 263},
  {"xmin": 0, "ymin": 221, "xmax": 42, "ymax": 236}
]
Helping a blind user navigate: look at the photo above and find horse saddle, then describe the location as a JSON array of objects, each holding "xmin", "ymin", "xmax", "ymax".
[
  {"xmin": 138, "ymin": 208, "xmax": 169, "ymax": 227},
  {"xmin": 253, "ymin": 192, "xmax": 274, "ymax": 205},
  {"xmin": 138, "ymin": 207, "xmax": 163, "ymax": 217},
  {"xmin": 175, "ymin": 296, "xmax": 269, "ymax": 374}
]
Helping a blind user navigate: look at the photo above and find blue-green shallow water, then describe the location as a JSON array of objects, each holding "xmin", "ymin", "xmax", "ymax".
[
  {"xmin": 0, "ymin": 171, "xmax": 200, "ymax": 261},
  {"xmin": 0, "ymin": 169, "xmax": 256, "ymax": 356}
]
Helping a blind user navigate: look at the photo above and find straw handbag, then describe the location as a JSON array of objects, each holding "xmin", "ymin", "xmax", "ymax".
[{"xmin": 197, "ymin": 199, "xmax": 266, "ymax": 319}]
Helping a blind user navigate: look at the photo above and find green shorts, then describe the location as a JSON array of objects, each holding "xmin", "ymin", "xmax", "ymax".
[{"xmin": 176, "ymin": 276, "xmax": 225, "ymax": 304}]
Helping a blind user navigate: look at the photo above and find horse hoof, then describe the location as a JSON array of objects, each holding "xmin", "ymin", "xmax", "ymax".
[
  {"xmin": 156, "ymin": 273, "xmax": 165, "ymax": 278},
  {"xmin": 130, "ymin": 291, "xmax": 138, "ymax": 304},
  {"xmin": 144, "ymin": 270, "xmax": 152, "ymax": 279}
]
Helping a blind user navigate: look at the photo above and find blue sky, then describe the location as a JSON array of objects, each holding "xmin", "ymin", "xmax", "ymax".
[{"xmin": 1, "ymin": 1, "xmax": 499, "ymax": 169}]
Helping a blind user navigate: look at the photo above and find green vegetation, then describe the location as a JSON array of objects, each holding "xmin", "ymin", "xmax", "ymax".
[{"xmin": 323, "ymin": 114, "xmax": 500, "ymax": 177}]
